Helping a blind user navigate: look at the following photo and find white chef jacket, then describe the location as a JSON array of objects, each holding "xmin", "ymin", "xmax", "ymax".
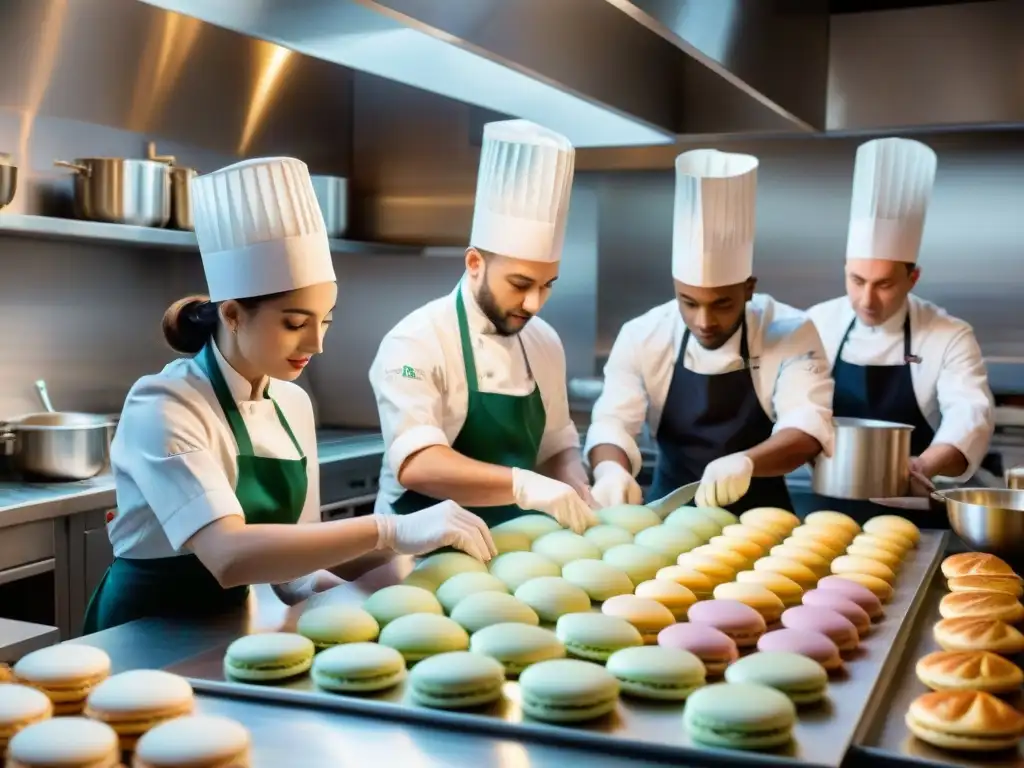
[
  {"xmin": 108, "ymin": 342, "xmax": 321, "ymax": 559},
  {"xmin": 584, "ymin": 294, "xmax": 835, "ymax": 475},
  {"xmin": 369, "ymin": 280, "xmax": 581, "ymax": 515},
  {"xmin": 807, "ymin": 294, "xmax": 994, "ymax": 480}
]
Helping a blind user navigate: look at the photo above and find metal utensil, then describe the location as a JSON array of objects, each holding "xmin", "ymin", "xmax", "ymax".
[
  {"xmin": 812, "ymin": 417, "xmax": 914, "ymax": 499},
  {"xmin": 35, "ymin": 379, "xmax": 55, "ymax": 413},
  {"xmin": 146, "ymin": 142, "xmax": 196, "ymax": 231},
  {"xmin": 310, "ymin": 175, "xmax": 348, "ymax": 238},
  {"xmin": 943, "ymin": 488, "xmax": 1024, "ymax": 557},
  {"xmin": 54, "ymin": 156, "xmax": 171, "ymax": 227},
  {"xmin": 0, "ymin": 153, "xmax": 17, "ymax": 210},
  {"xmin": 646, "ymin": 481, "xmax": 700, "ymax": 519}
]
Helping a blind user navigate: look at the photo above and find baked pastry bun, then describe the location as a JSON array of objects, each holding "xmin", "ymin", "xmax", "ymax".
[
  {"xmin": 941, "ymin": 553, "xmax": 1019, "ymax": 580},
  {"xmin": 906, "ymin": 690, "xmax": 1024, "ymax": 752},
  {"xmin": 915, "ymin": 650, "xmax": 1023, "ymax": 694},
  {"xmin": 947, "ymin": 575, "xmax": 1024, "ymax": 598},
  {"xmin": 939, "ymin": 592, "xmax": 1024, "ymax": 624},
  {"xmin": 933, "ymin": 617, "xmax": 1024, "ymax": 655}
]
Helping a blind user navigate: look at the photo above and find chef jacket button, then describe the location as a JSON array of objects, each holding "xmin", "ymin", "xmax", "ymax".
[{"xmin": 484, "ymin": 371, "xmax": 493, "ymax": 379}]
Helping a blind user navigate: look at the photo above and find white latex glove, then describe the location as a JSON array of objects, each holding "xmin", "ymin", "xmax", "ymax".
[
  {"xmin": 695, "ymin": 453, "xmax": 754, "ymax": 508},
  {"xmin": 511, "ymin": 468, "xmax": 597, "ymax": 534},
  {"xmin": 591, "ymin": 461, "xmax": 643, "ymax": 508},
  {"xmin": 271, "ymin": 570, "xmax": 341, "ymax": 605},
  {"xmin": 374, "ymin": 500, "xmax": 497, "ymax": 562}
]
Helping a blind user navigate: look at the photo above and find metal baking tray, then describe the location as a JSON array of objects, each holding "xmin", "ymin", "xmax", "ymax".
[
  {"xmin": 167, "ymin": 532, "xmax": 947, "ymax": 768},
  {"xmin": 852, "ymin": 562, "xmax": 1024, "ymax": 768}
]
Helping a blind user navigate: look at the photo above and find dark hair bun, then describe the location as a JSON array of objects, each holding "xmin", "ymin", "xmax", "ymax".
[{"xmin": 162, "ymin": 295, "xmax": 218, "ymax": 354}]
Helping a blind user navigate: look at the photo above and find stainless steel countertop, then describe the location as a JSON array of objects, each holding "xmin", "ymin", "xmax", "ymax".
[
  {"xmin": 68, "ymin": 578, "xmax": 678, "ymax": 768},
  {"xmin": 0, "ymin": 432, "xmax": 384, "ymax": 526}
]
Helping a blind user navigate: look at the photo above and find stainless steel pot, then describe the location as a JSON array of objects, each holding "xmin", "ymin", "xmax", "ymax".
[
  {"xmin": 0, "ymin": 153, "xmax": 16, "ymax": 210},
  {"xmin": 812, "ymin": 417, "xmax": 914, "ymax": 500},
  {"xmin": 54, "ymin": 156, "xmax": 171, "ymax": 227},
  {"xmin": 147, "ymin": 142, "xmax": 196, "ymax": 231},
  {"xmin": 310, "ymin": 175, "xmax": 348, "ymax": 238},
  {"xmin": 943, "ymin": 488, "xmax": 1024, "ymax": 558},
  {"xmin": 1006, "ymin": 465, "xmax": 1024, "ymax": 490}
]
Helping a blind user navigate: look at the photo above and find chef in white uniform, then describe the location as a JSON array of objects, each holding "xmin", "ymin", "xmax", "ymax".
[
  {"xmin": 83, "ymin": 157, "xmax": 493, "ymax": 633},
  {"xmin": 370, "ymin": 120, "xmax": 596, "ymax": 534},
  {"xmin": 808, "ymin": 137, "xmax": 994, "ymax": 504},
  {"xmin": 586, "ymin": 149, "xmax": 834, "ymax": 512}
]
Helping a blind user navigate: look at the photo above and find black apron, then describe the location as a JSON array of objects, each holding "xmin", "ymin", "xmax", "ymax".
[
  {"xmin": 648, "ymin": 320, "xmax": 792, "ymax": 514},
  {"xmin": 807, "ymin": 312, "xmax": 943, "ymax": 528}
]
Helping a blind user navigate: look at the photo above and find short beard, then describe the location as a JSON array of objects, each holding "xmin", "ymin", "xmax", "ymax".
[
  {"xmin": 694, "ymin": 316, "xmax": 743, "ymax": 351},
  {"xmin": 475, "ymin": 266, "xmax": 532, "ymax": 337}
]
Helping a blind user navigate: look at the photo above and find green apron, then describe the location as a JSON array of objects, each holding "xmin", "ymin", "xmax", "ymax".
[
  {"xmin": 82, "ymin": 342, "xmax": 308, "ymax": 634},
  {"xmin": 391, "ymin": 285, "xmax": 546, "ymax": 528}
]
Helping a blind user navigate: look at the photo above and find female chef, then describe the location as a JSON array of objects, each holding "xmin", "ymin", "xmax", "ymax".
[{"xmin": 83, "ymin": 157, "xmax": 494, "ymax": 633}]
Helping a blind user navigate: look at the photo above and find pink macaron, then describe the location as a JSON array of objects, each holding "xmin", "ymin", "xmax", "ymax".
[
  {"xmin": 780, "ymin": 605, "xmax": 859, "ymax": 653},
  {"xmin": 657, "ymin": 623, "xmax": 738, "ymax": 676},
  {"xmin": 687, "ymin": 599, "xmax": 767, "ymax": 648},
  {"xmin": 757, "ymin": 628, "xmax": 843, "ymax": 672},
  {"xmin": 816, "ymin": 576, "xmax": 884, "ymax": 620},
  {"xmin": 802, "ymin": 589, "xmax": 872, "ymax": 637}
]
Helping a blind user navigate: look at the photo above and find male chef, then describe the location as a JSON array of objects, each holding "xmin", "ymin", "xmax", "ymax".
[
  {"xmin": 586, "ymin": 149, "xmax": 834, "ymax": 513},
  {"xmin": 369, "ymin": 120, "xmax": 596, "ymax": 534},
  {"xmin": 807, "ymin": 137, "xmax": 994, "ymax": 498}
]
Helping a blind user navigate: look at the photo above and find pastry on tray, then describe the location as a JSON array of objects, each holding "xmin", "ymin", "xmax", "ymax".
[
  {"xmin": 906, "ymin": 690, "xmax": 1024, "ymax": 752},
  {"xmin": 915, "ymin": 650, "xmax": 1023, "ymax": 694}
]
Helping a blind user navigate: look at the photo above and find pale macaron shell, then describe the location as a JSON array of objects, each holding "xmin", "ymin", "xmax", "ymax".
[
  {"xmin": 663, "ymin": 508, "xmax": 721, "ymax": 541},
  {"xmin": 675, "ymin": 553, "xmax": 736, "ymax": 586},
  {"xmin": 735, "ymin": 570, "xmax": 804, "ymax": 607},
  {"xmin": 831, "ymin": 555, "xmax": 896, "ymax": 584},
  {"xmin": 781, "ymin": 536, "xmax": 841, "ymax": 561},
  {"xmin": 816, "ymin": 575, "xmax": 886, "ymax": 617},
  {"xmin": 634, "ymin": 579, "xmax": 698, "ymax": 620},
  {"xmin": 713, "ymin": 582, "xmax": 786, "ymax": 624},
  {"xmin": 518, "ymin": 658, "xmax": 620, "ymax": 722},
  {"xmin": 757, "ymin": 628, "xmax": 843, "ymax": 672},
  {"xmin": 804, "ymin": 511, "xmax": 861, "ymax": 538},
  {"xmin": 603, "ymin": 544, "xmax": 671, "ymax": 585},
  {"xmin": 531, "ymin": 530, "xmax": 602, "ymax": 567},
  {"xmin": 450, "ymin": 592, "xmax": 540, "ymax": 633},
  {"xmin": 296, "ymin": 605, "xmax": 380, "ymax": 647},
  {"xmin": 596, "ymin": 504, "xmax": 662, "ymax": 535},
  {"xmin": 489, "ymin": 551, "xmax": 562, "ymax": 591},
  {"xmin": 739, "ymin": 508, "xmax": 800, "ymax": 538},
  {"xmin": 852, "ymin": 533, "xmax": 909, "ymax": 557},
  {"xmin": 724, "ymin": 650, "xmax": 829, "ymax": 704},
  {"xmin": 781, "ymin": 606, "xmax": 859, "ymax": 653},
  {"xmin": 688, "ymin": 600, "xmax": 767, "ymax": 648},
  {"xmin": 514, "ymin": 576, "xmax": 592, "ymax": 623},
  {"xmin": 378, "ymin": 614, "xmax": 470, "ymax": 662},
  {"xmin": 863, "ymin": 515, "xmax": 920, "ymax": 546},
  {"xmin": 7, "ymin": 717, "xmax": 119, "ymax": 766},
  {"xmin": 311, "ymin": 642, "xmax": 407, "ymax": 692},
  {"xmin": 720, "ymin": 524, "xmax": 778, "ymax": 550},
  {"xmin": 408, "ymin": 651, "xmax": 506, "ymax": 709},
  {"xmin": 132, "ymin": 715, "xmax": 250, "ymax": 767},
  {"xmin": 633, "ymin": 525, "xmax": 702, "ymax": 560},
  {"xmin": 436, "ymin": 572, "xmax": 510, "ymax": 614},
  {"xmin": 223, "ymin": 633, "xmax": 315, "ymax": 680},
  {"xmin": 605, "ymin": 645, "xmax": 706, "ymax": 700},
  {"xmin": 790, "ymin": 524, "xmax": 850, "ymax": 552},
  {"xmin": 801, "ymin": 589, "xmax": 872, "ymax": 637},
  {"xmin": 490, "ymin": 529, "xmax": 533, "ymax": 554},
  {"xmin": 689, "ymin": 544, "xmax": 748, "ymax": 572},
  {"xmin": 555, "ymin": 612, "xmax": 644, "ymax": 661},
  {"xmin": 85, "ymin": 670, "xmax": 195, "ymax": 748},
  {"xmin": 363, "ymin": 585, "xmax": 443, "ymax": 626},
  {"xmin": 844, "ymin": 543, "xmax": 903, "ymax": 572},
  {"xmin": 0, "ymin": 684, "xmax": 52, "ymax": 742},
  {"xmin": 655, "ymin": 566, "xmax": 714, "ymax": 599},
  {"xmin": 13, "ymin": 644, "xmax": 111, "ymax": 705},
  {"xmin": 561, "ymin": 559, "xmax": 634, "ymax": 602},
  {"xmin": 657, "ymin": 623, "xmax": 739, "ymax": 676},
  {"xmin": 752, "ymin": 556, "xmax": 818, "ymax": 590},
  {"xmin": 694, "ymin": 507, "xmax": 740, "ymax": 528},
  {"xmin": 769, "ymin": 544, "xmax": 831, "ymax": 578},
  {"xmin": 403, "ymin": 551, "xmax": 488, "ymax": 592},
  {"xmin": 491, "ymin": 514, "xmax": 562, "ymax": 542},
  {"xmin": 469, "ymin": 623, "xmax": 566, "ymax": 675},
  {"xmin": 582, "ymin": 525, "xmax": 634, "ymax": 553},
  {"xmin": 709, "ymin": 535, "xmax": 763, "ymax": 562},
  {"xmin": 601, "ymin": 595, "xmax": 676, "ymax": 642}
]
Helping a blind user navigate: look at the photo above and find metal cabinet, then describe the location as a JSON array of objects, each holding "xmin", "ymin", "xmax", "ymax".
[{"xmin": 66, "ymin": 509, "xmax": 113, "ymax": 638}]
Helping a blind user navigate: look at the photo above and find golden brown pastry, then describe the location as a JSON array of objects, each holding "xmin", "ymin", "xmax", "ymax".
[
  {"xmin": 0, "ymin": 663, "xmax": 11, "ymax": 682},
  {"xmin": 933, "ymin": 617, "xmax": 1024, "ymax": 655},
  {"xmin": 947, "ymin": 575, "xmax": 1024, "ymax": 599},
  {"xmin": 939, "ymin": 592, "xmax": 1024, "ymax": 624},
  {"xmin": 941, "ymin": 552, "xmax": 1019, "ymax": 581},
  {"xmin": 915, "ymin": 650, "xmax": 1023, "ymax": 694},
  {"xmin": 905, "ymin": 690, "xmax": 1024, "ymax": 751}
]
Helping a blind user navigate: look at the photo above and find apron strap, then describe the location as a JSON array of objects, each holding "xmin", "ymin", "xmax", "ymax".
[
  {"xmin": 455, "ymin": 281, "xmax": 536, "ymax": 392},
  {"xmin": 833, "ymin": 316, "xmax": 858, "ymax": 374},
  {"xmin": 833, "ymin": 311, "xmax": 919, "ymax": 369}
]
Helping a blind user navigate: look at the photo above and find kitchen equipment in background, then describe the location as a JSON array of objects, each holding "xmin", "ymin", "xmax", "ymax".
[
  {"xmin": 310, "ymin": 175, "xmax": 348, "ymax": 238},
  {"xmin": 0, "ymin": 153, "xmax": 16, "ymax": 210},
  {"xmin": 146, "ymin": 142, "xmax": 196, "ymax": 230},
  {"xmin": 1007, "ymin": 466, "xmax": 1024, "ymax": 490},
  {"xmin": 0, "ymin": 380, "xmax": 114, "ymax": 481},
  {"xmin": 812, "ymin": 417, "xmax": 913, "ymax": 500},
  {"xmin": 943, "ymin": 488, "xmax": 1024, "ymax": 558},
  {"xmin": 53, "ymin": 155, "xmax": 171, "ymax": 227}
]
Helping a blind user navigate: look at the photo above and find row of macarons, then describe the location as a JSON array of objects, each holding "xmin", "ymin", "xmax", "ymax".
[
  {"xmin": 0, "ymin": 645, "xmax": 250, "ymax": 767},
  {"xmin": 906, "ymin": 551, "xmax": 1024, "ymax": 754}
]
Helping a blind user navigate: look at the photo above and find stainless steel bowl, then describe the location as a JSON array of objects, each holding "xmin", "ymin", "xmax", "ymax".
[
  {"xmin": 944, "ymin": 488, "xmax": 1024, "ymax": 557},
  {"xmin": 4, "ymin": 412, "xmax": 114, "ymax": 481},
  {"xmin": 54, "ymin": 157, "xmax": 171, "ymax": 227},
  {"xmin": 812, "ymin": 417, "xmax": 914, "ymax": 499},
  {"xmin": 0, "ymin": 157, "xmax": 17, "ymax": 210}
]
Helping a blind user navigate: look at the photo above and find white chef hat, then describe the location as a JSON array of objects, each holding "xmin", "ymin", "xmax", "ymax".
[
  {"xmin": 846, "ymin": 137, "xmax": 938, "ymax": 264},
  {"xmin": 191, "ymin": 157, "xmax": 336, "ymax": 302},
  {"xmin": 672, "ymin": 149, "xmax": 759, "ymax": 287},
  {"xmin": 469, "ymin": 120, "xmax": 575, "ymax": 263}
]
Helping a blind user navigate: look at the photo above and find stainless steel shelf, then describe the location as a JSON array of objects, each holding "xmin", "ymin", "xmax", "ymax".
[{"xmin": 0, "ymin": 213, "xmax": 427, "ymax": 256}]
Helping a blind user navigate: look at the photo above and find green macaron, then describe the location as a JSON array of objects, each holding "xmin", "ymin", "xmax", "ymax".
[
  {"xmin": 490, "ymin": 515, "xmax": 562, "ymax": 542},
  {"xmin": 633, "ymin": 525, "xmax": 702, "ymax": 560},
  {"xmin": 490, "ymin": 530, "xmax": 532, "ymax": 554},
  {"xmin": 602, "ymin": 544, "xmax": 670, "ymax": 585},
  {"xmin": 296, "ymin": 605, "xmax": 380, "ymax": 650},
  {"xmin": 489, "ymin": 551, "xmax": 561, "ymax": 591},
  {"xmin": 695, "ymin": 507, "xmax": 740, "ymax": 528},
  {"xmin": 469, "ymin": 623, "xmax": 566, "ymax": 676},
  {"xmin": 555, "ymin": 612, "xmax": 643, "ymax": 663},
  {"xmin": 311, "ymin": 642, "xmax": 406, "ymax": 693},
  {"xmin": 223, "ymin": 632, "xmax": 315, "ymax": 682},
  {"xmin": 514, "ymin": 576, "xmax": 592, "ymax": 623},
  {"xmin": 531, "ymin": 530, "xmax": 601, "ymax": 566},
  {"xmin": 665, "ymin": 508, "xmax": 722, "ymax": 541},
  {"xmin": 519, "ymin": 659, "xmax": 620, "ymax": 723},
  {"xmin": 435, "ymin": 572, "xmax": 509, "ymax": 614},
  {"xmin": 561, "ymin": 559, "xmax": 634, "ymax": 602},
  {"xmin": 684, "ymin": 682, "xmax": 797, "ymax": 750},
  {"xmin": 724, "ymin": 651, "xmax": 829, "ymax": 705},
  {"xmin": 363, "ymin": 585, "xmax": 443, "ymax": 628},
  {"xmin": 582, "ymin": 525, "xmax": 634, "ymax": 553},
  {"xmin": 403, "ymin": 552, "xmax": 488, "ymax": 592},
  {"xmin": 596, "ymin": 505, "xmax": 661, "ymax": 535},
  {"xmin": 605, "ymin": 646, "xmax": 706, "ymax": 700},
  {"xmin": 377, "ymin": 613, "xmax": 469, "ymax": 664},
  {"xmin": 450, "ymin": 592, "xmax": 539, "ymax": 633},
  {"xmin": 408, "ymin": 651, "xmax": 505, "ymax": 709}
]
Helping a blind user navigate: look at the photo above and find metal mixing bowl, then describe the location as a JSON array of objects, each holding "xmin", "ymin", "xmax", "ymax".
[{"xmin": 943, "ymin": 488, "xmax": 1024, "ymax": 557}]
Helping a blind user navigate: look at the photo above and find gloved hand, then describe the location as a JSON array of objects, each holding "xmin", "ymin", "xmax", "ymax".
[
  {"xmin": 591, "ymin": 461, "xmax": 643, "ymax": 508},
  {"xmin": 511, "ymin": 468, "xmax": 597, "ymax": 534},
  {"xmin": 695, "ymin": 453, "xmax": 754, "ymax": 508},
  {"xmin": 374, "ymin": 500, "xmax": 497, "ymax": 562},
  {"xmin": 271, "ymin": 570, "xmax": 342, "ymax": 605}
]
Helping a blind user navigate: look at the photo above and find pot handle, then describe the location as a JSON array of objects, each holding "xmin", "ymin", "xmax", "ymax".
[
  {"xmin": 146, "ymin": 141, "xmax": 176, "ymax": 166},
  {"xmin": 54, "ymin": 159, "xmax": 90, "ymax": 176}
]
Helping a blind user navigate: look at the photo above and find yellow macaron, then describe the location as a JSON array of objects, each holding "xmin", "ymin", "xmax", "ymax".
[
  {"xmin": 688, "ymin": 545, "xmax": 748, "ymax": 572},
  {"xmin": 834, "ymin": 572, "xmax": 895, "ymax": 602},
  {"xmin": 708, "ymin": 535, "xmax": 763, "ymax": 562},
  {"xmin": 790, "ymin": 524, "xmax": 851, "ymax": 552},
  {"xmin": 634, "ymin": 579, "xmax": 697, "ymax": 621},
  {"xmin": 863, "ymin": 515, "xmax": 920, "ymax": 547},
  {"xmin": 844, "ymin": 543, "xmax": 902, "ymax": 572},
  {"xmin": 655, "ymin": 566, "xmax": 715, "ymax": 600},
  {"xmin": 713, "ymin": 582, "xmax": 785, "ymax": 624},
  {"xmin": 675, "ymin": 554, "xmax": 736, "ymax": 587},
  {"xmin": 735, "ymin": 570, "xmax": 804, "ymax": 607},
  {"xmin": 739, "ymin": 508, "xmax": 800, "ymax": 538},
  {"xmin": 804, "ymin": 510, "xmax": 861, "ymax": 538},
  {"xmin": 752, "ymin": 556, "xmax": 818, "ymax": 590},
  {"xmin": 831, "ymin": 555, "xmax": 896, "ymax": 584},
  {"xmin": 769, "ymin": 544, "xmax": 831, "ymax": 578},
  {"xmin": 720, "ymin": 524, "xmax": 778, "ymax": 550}
]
